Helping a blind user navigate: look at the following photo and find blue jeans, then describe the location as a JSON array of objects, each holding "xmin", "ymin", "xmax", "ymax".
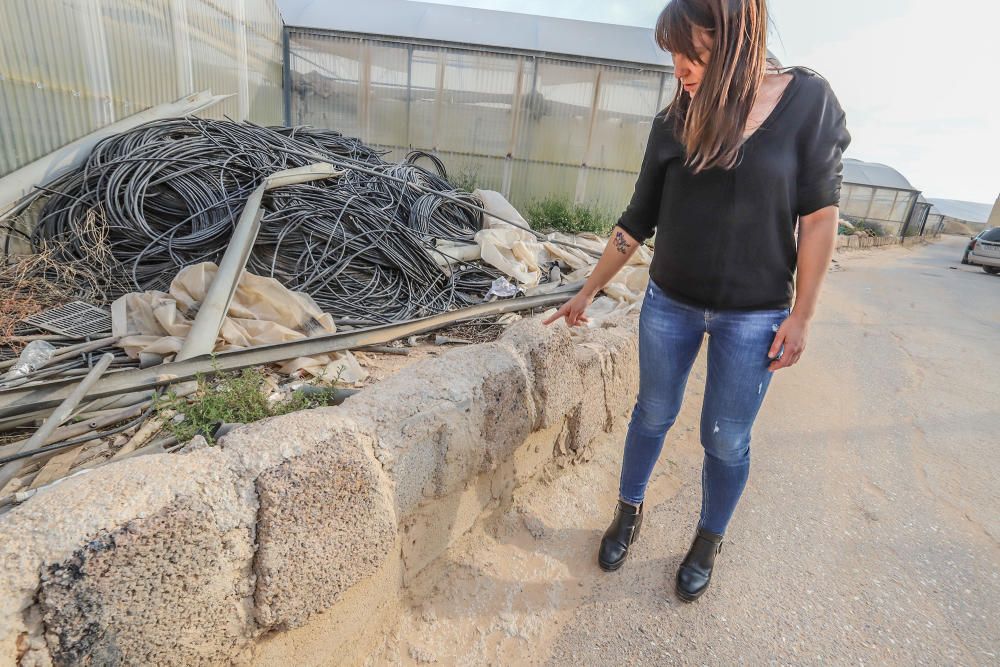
[{"xmin": 619, "ymin": 281, "xmax": 790, "ymax": 535}]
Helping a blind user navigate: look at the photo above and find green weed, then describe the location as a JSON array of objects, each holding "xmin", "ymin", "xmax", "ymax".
[
  {"xmin": 525, "ymin": 197, "xmax": 616, "ymax": 236},
  {"xmin": 450, "ymin": 171, "xmax": 481, "ymax": 193},
  {"xmin": 154, "ymin": 366, "xmax": 340, "ymax": 444}
]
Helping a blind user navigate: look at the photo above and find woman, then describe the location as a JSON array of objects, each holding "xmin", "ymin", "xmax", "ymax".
[{"xmin": 544, "ymin": 0, "xmax": 850, "ymax": 602}]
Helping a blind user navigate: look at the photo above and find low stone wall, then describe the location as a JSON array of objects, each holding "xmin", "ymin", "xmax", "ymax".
[
  {"xmin": 0, "ymin": 314, "xmax": 640, "ymax": 666},
  {"xmin": 836, "ymin": 234, "xmax": 929, "ymax": 252}
]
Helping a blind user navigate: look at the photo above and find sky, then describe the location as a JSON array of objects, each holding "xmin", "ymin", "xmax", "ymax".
[{"xmin": 414, "ymin": 0, "xmax": 999, "ymax": 204}]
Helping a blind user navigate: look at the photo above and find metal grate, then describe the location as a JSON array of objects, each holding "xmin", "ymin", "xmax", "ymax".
[{"xmin": 22, "ymin": 301, "xmax": 112, "ymax": 338}]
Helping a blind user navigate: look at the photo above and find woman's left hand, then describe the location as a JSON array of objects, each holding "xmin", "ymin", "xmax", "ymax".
[{"xmin": 768, "ymin": 313, "xmax": 809, "ymax": 371}]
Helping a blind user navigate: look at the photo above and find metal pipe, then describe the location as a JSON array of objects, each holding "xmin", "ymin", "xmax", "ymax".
[
  {"xmin": 44, "ymin": 337, "xmax": 118, "ymax": 366},
  {"xmin": 0, "ymin": 291, "xmax": 578, "ymax": 420},
  {"xmin": 282, "ymin": 27, "xmax": 292, "ymax": 125},
  {"xmin": 4, "ymin": 335, "xmax": 74, "ymax": 343},
  {"xmin": 0, "ymin": 400, "xmax": 149, "ymax": 459},
  {"xmin": 0, "ymin": 353, "xmax": 115, "ymax": 490},
  {"xmin": 359, "ymin": 345, "xmax": 411, "ymax": 356},
  {"xmin": 175, "ymin": 163, "xmax": 346, "ymax": 362},
  {"xmin": 0, "ymin": 338, "xmax": 118, "ymax": 376}
]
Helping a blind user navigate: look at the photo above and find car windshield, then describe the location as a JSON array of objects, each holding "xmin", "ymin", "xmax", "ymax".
[{"xmin": 981, "ymin": 228, "xmax": 1000, "ymax": 242}]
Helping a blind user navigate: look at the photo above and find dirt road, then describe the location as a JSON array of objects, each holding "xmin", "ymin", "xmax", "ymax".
[{"xmin": 370, "ymin": 237, "xmax": 1000, "ymax": 666}]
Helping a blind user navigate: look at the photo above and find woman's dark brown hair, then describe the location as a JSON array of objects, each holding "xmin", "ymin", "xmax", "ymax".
[{"xmin": 656, "ymin": 0, "xmax": 769, "ymax": 172}]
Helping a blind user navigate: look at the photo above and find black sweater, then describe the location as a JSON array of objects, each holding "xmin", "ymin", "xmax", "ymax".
[{"xmin": 617, "ymin": 67, "xmax": 851, "ymax": 310}]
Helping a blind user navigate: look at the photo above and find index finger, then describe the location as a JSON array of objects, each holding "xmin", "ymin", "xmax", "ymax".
[{"xmin": 542, "ymin": 308, "xmax": 565, "ymax": 326}]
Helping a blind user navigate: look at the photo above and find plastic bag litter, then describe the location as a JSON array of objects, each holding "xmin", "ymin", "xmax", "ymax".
[
  {"xmin": 111, "ymin": 263, "xmax": 366, "ymax": 383},
  {"xmin": 3, "ymin": 340, "xmax": 56, "ymax": 381},
  {"xmin": 484, "ymin": 277, "xmax": 519, "ymax": 300}
]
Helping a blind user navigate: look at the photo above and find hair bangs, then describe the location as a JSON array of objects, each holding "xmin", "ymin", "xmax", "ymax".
[{"xmin": 656, "ymin": 1, "xmax": 707, "ymax": 65}]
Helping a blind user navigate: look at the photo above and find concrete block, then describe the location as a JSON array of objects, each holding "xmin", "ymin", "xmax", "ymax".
[
  {"xmin": 251, "ymin": 554, "xmax": 401, "ymax": 667},
  {"xmin": 563, "ymin": 342, "xmax": 608, "ymax": 456},
  {"xmin": 583, "ymin": 317, "xmax": 641, "ymax": 425},
  {"xmin": 0, "ymin": 310, "xmax": 641, "ymax": 667},
  {"xmin": 499, "ymin": 317, "xmax": 582, "ymax": 430},
  {"xmin": 218, "ymin": 406, "xmax": 356, "ymax": 479},
  {"xmin": 344, "ymin": 341, "xmax": 535, "ymax": 517},
  {"xmin": 253, "ymin": 426, "xmax": 396, "ymax": 630},
  {"xmin": 38, "ymin": 497, "xmax": 255, "ymax": 667},
  {"xmin": 0, "ymin": 449, "xmax": 255, "ymax": 667}
]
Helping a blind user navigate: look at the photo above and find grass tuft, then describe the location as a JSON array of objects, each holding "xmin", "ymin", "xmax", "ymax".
[
  {"xmin": 154, "ymin": 366, "xmax": 339, "ymax": 444},
  {"xmin": 525, "ymin": 197, "xmax": 616, "ymax": 236}
]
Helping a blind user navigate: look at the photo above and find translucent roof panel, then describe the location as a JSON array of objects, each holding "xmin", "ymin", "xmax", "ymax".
[
  {"xmin": 842, "ymin": 158, "xmax": 916, "ymax": 191},
  {"xmin": 277, "ymin": 0, "xmax": 674, "ymax": 68},
  {"xmin": 927, "ymin": 198, "xmax": 993, "ymax": 224}
]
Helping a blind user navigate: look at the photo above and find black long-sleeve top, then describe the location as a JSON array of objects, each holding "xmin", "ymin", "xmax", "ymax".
[{"xmin": 617, "ymin": 67, "xmax": 851, "ymax": 310}]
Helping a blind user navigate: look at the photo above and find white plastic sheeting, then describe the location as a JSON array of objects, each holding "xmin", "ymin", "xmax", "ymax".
[
  {"xmin": 111, "ymin": 263, "xmax": 366, "ymax": 383},
  {"xmin": 474, "ymin": 189, "xmax": 651, "ymax": 325}
]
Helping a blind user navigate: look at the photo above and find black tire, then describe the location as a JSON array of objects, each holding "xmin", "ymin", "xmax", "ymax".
[{"xmin": 984, "ymin": 266, "xmax": 1000, "ymax": 275}]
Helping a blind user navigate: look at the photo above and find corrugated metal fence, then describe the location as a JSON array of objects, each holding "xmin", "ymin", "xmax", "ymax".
[
  {"xmin": 286, "ymin": 29, "xmax": 676, "ymax": 214},
  {"xmin": 0, "ymin": 0, "xmax": 283, "ymax": 178}
]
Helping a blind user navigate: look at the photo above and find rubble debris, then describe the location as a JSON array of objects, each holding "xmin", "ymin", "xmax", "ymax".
[
  {"xmin": 0, "ymin": 353, "xmax": 115, "ymax": 491},
  {"xmin": 0, "ymin": 291, "xmax": 580, "ymax": 421},
  {"xmin": 0, "ymin": 112, "xmax": 656, "ymax": 495}
]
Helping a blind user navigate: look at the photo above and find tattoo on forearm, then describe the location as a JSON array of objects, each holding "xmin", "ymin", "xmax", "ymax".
[{"xmin": 614, "ymin": 230, "xmax": 630, "ymax": 255}]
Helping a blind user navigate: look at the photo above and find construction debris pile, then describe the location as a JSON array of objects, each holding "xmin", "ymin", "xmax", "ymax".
[{"xmin": 0, "ymin": 116, "xmax": 651, "ymax": 508}]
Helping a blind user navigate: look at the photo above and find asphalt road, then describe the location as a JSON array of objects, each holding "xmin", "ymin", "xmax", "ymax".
[{"xmin": 373, "ymin": 236, "xmax": 1000, "ymax": 666}]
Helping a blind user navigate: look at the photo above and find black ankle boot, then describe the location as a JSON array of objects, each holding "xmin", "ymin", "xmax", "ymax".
[
  {"xmin": 675, "ymin": 527, "xmax": 724, "ymax": 602},
  {"xmin": 598, "ymin": 500, "xmax": 643, "ymax": 571}
]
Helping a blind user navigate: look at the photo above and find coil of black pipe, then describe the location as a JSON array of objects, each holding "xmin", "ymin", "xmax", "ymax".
[{"xmin": 28, "ymin": 118, "xmax": 505, "ymax": 325}]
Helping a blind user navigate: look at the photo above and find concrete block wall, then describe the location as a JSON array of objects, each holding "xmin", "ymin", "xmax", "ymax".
[{"xmin": 0, "ymin": 314, "xmax": 639, "ymax": 666}]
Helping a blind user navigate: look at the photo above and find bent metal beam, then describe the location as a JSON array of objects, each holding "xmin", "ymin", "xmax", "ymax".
[{"xmin": 0, "ymin": 290, "xmax": 579, "ymax": 420}]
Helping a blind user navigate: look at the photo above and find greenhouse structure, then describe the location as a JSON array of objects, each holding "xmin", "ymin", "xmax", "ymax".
[
  {"xmin": 840, "ymin": 158, "xmax": 931, "ymax": 237},
  {"xmin": 278, "ymin": 0, "xmax": 677, "ymax": 214},
  {"xmin": 0, "ymin": 0, "xmax": 950, "ymax": 240},
  {"xmin": 926, "ymin": 198, "xmax": 993, "ymax": 234},
  {"xmin": 0, "ymin": 0, "xmax": 284, "ymax": 178}
]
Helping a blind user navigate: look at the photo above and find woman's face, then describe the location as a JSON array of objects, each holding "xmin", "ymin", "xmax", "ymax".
[{"xmin": 672, "ymin": 28, "xmax": 713, "ymax": 97}]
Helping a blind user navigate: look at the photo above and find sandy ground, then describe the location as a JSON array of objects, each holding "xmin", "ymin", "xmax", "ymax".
[{"xmin": 367, "ymin": 237, "xmax": 1000, "ymax": 666}]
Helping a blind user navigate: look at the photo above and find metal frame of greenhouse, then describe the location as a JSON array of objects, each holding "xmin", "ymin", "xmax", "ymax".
[
  {"xmin": 277, "ymin": 0, "xmax": 678, "ymax": 214},
  {"xmin": 840, "ymin": 158, "xmax": 931, "ymax": 237}
]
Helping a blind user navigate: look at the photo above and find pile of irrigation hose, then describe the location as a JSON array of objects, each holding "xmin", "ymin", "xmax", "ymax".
[{"xmin": 27, "ymin": 118, "xmax": 506, "ymax": 325}]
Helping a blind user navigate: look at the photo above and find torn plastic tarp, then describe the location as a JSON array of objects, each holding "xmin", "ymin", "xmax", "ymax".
[
  {"xmin": 473, "ymin": 189, "xmax": 653, "ymax": 325},
  {"xmin": 111, "ymin": 263, "xmax": 366, "ymax": 383}
]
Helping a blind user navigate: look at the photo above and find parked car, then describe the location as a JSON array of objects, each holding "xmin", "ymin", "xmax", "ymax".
[
  {"xmin": 967, "ymin": 227, "xmax": 1000, "ymax": 275},
  {"xmin": 961, "ymin": 230, "xmax": 986, "ymax": 264}
]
